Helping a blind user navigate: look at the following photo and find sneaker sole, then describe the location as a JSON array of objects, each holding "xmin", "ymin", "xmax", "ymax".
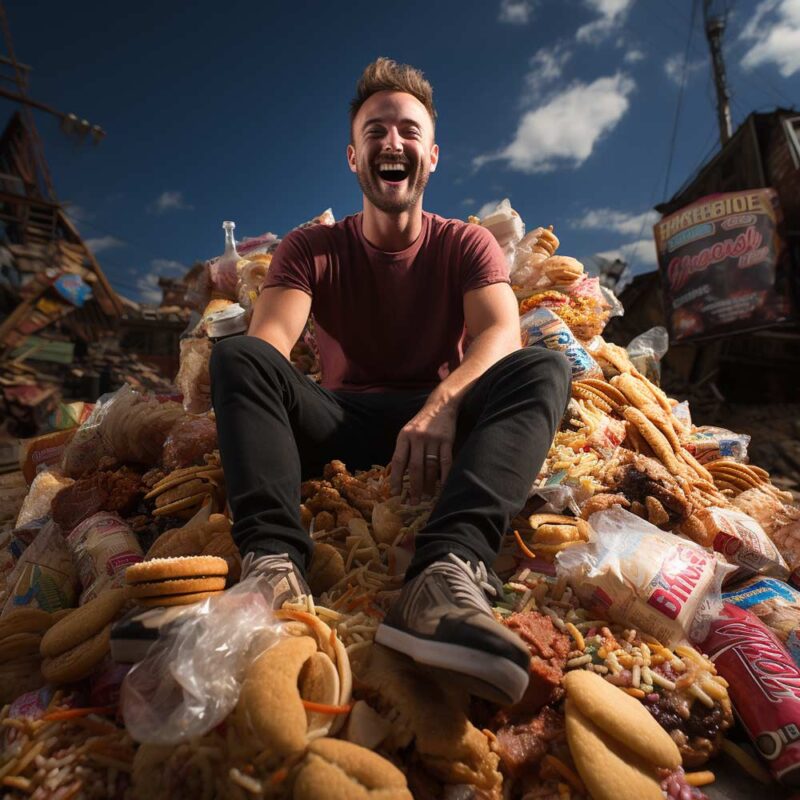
[{"xmin": 375, "ymin": 623, "xmax": 529, "ymax": 706}]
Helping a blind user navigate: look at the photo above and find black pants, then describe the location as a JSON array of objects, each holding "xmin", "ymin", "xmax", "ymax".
[{"xmin": 210, "ymin": 336, "xmax": 571, "ymax": 579}]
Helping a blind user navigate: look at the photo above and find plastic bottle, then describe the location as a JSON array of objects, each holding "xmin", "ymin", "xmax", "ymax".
[{"xmin": 209, "ymin": 220, "xmax": 240, "ymax": 298}]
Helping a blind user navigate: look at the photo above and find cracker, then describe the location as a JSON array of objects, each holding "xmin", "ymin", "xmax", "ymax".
[
  {"xmin": 41, "ymin": 624, "xmax": 111, "ymax": 684},
  {"xmin": 125, "ymin": 555, "xmax": 228, "ymax": 583},
  {"xmin": 0, "ymin": 632, "xmax": 42, "ymax": 662},
  {"xmin": 128, "ymin": 576, "xmax": 226, "ymax": 598},
  {"xmin": 565, "ymin": 670, "xmax": 680, "ymax": 769},
  {"xmin": 40, "ymin": 587, "xmax": 128, "ymax": 658},
  {"xmin": 0, "ymin": 608, "xmax": 53, "ymax": 639}
]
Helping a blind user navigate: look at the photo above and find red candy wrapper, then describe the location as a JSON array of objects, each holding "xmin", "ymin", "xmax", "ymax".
[{"xmin": 699, "ymin": 603, "xmax": 800, "ymax": 785}]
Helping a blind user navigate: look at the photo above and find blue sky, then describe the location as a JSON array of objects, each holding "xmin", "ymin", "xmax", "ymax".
[{"xmin": 5, "ymin": 0, "xmax": 799, "ymax": 303}]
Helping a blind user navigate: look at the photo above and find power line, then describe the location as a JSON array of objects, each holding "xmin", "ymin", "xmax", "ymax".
[{"xmin": 663, "ymin": 0, "xmax": 700, "ymax": 199}]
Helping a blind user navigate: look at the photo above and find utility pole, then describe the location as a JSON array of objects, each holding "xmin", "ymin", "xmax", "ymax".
[{"xmin": 703, "ymin": 0, "xmax": 733, "ymax": 146}]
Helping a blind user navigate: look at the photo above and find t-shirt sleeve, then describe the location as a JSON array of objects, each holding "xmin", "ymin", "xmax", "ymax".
[
  {"xmin": 260, "ymin": 229, "xmax": 316, "ymax": 296},
  {"xmin": 459, "ymin": 223, "xmax": 511, "ymax": 293}
]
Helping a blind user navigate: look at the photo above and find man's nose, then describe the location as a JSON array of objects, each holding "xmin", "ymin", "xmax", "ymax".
[{"xmin": 382, "ymin": 127, "xmax": 403, "ymax": 152}]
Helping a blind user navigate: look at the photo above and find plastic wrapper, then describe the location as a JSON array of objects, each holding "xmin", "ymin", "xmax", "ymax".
[
  {"xmin": 557, "ymin": 507, "xmax": 733, "ymax": 646},
  {"xmin": 236, "ymin": 255, "xmax": 271, "ymax": 315},
  {"xmin": 121, "ymin": 576, "xmax": 284, "ymax": 744},
  {"xmin": 16, "ymin": 469, "xmax": 73, "ymax": 528},
  {"xmin": 686, "ymin": 426, "xmax": 750, "ymax": 464},
  {"xmin": 480, "ymin": 198, "xmax": 524, "ymax": 270},
  {"xmin": 529, "ymin": 482, "xmax": 593, "ymax": 516},
  {"xmin": 2, "ymin": 520, "xmax": 79, "ymax": 616},
  {"xmin": 520, "ymin": 306, "xmax": 603, "ymax": 381},
  {"xmin": 162, "ymin": 415, "xmax": 218, "ymax": 470},
  {"xmin": 626, "ymin": 326, "xmax": 669, "ymax": 383},
  {"xmin": 175, "ymin": 336, "xmax": 212, "ymax": 414},
  {"xmin": 60, "ymin": 392, "xmax": 115, "ymax": 478},
  {"xmin": 66, "ymin": 512, "xmax": 143, "ymax": 605},
  {"xmin": 0, "ymin": 518, "xmax": 43, "ymax": 587},
  {"xmin": 698, "ymin": 604, "xmax": 800, "ymax": 786},
  {"xmin": 694, "ymin": 506, "xmax": 789, "ymax": 583},
  {"xmin": 722, "ymin": 576, "xmax": 800, "ymax": 668}
]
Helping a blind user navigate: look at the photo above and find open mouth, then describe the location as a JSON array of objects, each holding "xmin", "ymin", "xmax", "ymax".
[{"xmin": 376, "ymin": 163, "xmax": 409, "ymax": 184}]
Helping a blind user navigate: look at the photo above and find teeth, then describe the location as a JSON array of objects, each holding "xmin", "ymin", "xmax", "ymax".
[{"xmin": 378, "ymin": 164, "xmax": 406, "ymax": 172}]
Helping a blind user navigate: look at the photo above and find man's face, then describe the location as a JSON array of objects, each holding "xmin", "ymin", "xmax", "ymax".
[{"xmin": 347, "ymin": 91, "xmax": 439, "ymax": 215}]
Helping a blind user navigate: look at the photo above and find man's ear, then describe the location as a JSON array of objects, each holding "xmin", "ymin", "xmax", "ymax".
[
  {"xmin": 429, "ymin": 143, "xmax": 439, "ymax": 173},
  {"xmin": 346, "ymin": 144, "xmax": 357, "ymax": 174}
]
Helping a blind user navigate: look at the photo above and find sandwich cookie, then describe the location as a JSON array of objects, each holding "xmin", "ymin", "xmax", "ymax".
[{"xmin": 125, "ymin": 556, "xmax": 228, "ymax": 607}]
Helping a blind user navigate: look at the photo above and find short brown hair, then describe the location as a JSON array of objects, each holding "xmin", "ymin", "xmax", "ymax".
[{"xmin": 350, "ymin": 57, "xmax": 437, "ymax": 134}]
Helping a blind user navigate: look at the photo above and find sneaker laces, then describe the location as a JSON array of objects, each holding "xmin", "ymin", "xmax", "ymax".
[
  {"xmin": 241, "ymin": 552, "xmax": 305, "ymax": 587},
  {"xmin": 436, "ymin": 553, "xmax": 504, "ymax": 613}
]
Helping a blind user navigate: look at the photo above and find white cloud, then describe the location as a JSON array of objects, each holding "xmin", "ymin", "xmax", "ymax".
[
  {"xmin": 85, "ymin": 235, "xmax": 125, "ymax": 254},
  {"xmin": 595, "ymin": 237, "xmax": 659, "ymax": 271},
  {"xmin": 149, "ymin": 190, "xmax": 193, "ymax": 214},
  {"xmin": 663, "ymin": 53, "xmax": 706, "ymax": 85},
  {"xmin": 499, "ymin": 0, "xmax": 534, "ymax": 24},
  {"xmin": 572, "ymin": 208, "xmax": 659, "ymax": 236},
  {"xmin": 624, "ymin": 48, "xmax": 645, "ymax": 63},
  {"xmin": 740, "ymin": 0, "xmax": 800, "ymax": 77},
  {"xmin": 461, "ymin": 197, "xmax": 476, "ymax": 207},
  {"xmin": 135, "ymin": 258, "xmax": 186, "ymax": 305},
  {"xmin": 523, "ymin": 43, "xmax": 573, "ymax": 101},
  {"xmin": 474, "ymin": 73, "xmax": 635, "ymax": 174},
  {"xmin": 576, "ymin": 0, "xmax": 634, "ymax": 43}
]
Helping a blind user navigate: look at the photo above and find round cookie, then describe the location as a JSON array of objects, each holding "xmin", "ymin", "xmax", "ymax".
[
  {"xmin": 0, "ymin": 632, "xmax": 42, "ymax": 661},
  {"xmin": 125, "ymin": 556, "xmax": 228, "ymax": 584},
  {"xmin": 135, "ymin": 590, "xmax": 223, "ymax": 608},
  {"xmin": 0, "ymin": 608, "xmax": 52, "ymax": 639},
  {"xmin": 40, "ymin": 587, "xmax": 128, "ymax": 659},
  {"xmin": 128, "ymin": 577, "xmax": 226, "ymax": 598},
  {"xmin": 564, "ymin": 670, "xmax": 680, "ymax": 769},
  {"xmin": 41, "ymin": 624, "xmax": 111, "ymax": 684}
]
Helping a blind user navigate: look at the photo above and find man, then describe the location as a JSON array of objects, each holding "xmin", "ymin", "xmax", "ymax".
[{"xmin": 210, "ymin": 58, "xmax": 571, "ymax": 705}]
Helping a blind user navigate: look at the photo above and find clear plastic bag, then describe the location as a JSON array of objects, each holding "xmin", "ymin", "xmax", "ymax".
[
  {"xmin": 479, "ymin": 198, "xmax": 525, "ymax": 271},
  {"xmin": 120, "ymin": 576, "xmax": 284, "ymax": 744},
  {"xmin": 687, "ymin": 426, "xmax": 750, "ymax": 464},
  {"xmin": 557, "ymin": 507, "xmax": 734, "ymax": 646},
  {"xmin": 626, "ymin": 326, "xmax": 669, "ymax": 383}
]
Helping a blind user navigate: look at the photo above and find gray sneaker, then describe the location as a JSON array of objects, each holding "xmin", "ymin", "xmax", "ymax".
[
  {"xmin": 241, "ymin": 552, "xmax": 311, "ymax": 610},
  {"xmin": 375, "ymin": 554, "xmax": 530, "ymax": 705}
]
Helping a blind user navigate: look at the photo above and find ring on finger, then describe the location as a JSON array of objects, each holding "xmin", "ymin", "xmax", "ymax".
[{"xmin": 424, "ymin": 454, "xmax": 440, "ymax": 462}]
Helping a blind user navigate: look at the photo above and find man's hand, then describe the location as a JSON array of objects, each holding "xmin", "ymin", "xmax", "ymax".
[{"xmin": 390, "ymin": 399, "xmax": 457, "ymax": 505}]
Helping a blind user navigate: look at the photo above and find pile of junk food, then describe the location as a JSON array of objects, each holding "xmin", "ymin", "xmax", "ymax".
[{"xmin": 2, "ymin": 200, "xmax": 800, "ymax": 800}]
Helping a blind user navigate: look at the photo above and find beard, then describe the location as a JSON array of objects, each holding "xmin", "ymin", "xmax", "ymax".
[{"xmin": 355, "ymin": 157, "xmax": 431, "ymax": 214}]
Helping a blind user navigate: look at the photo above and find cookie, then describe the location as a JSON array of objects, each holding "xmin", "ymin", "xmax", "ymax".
[
  {"xmin": 566, "ymin": 698, "xmax": 663, "ymax": 800},
  {"xmin": 565, "ymin": 668, "xmax": 680, "ymax": 768},
  {"xmin": 125, "ymin": 556, "xmax": 228, "ymax": 584},
  {"xmin": 293, "ymin": 738, "xmax": 411, "ymax": 800},
  {"xmin": 236, "ymin": 635, "xmax": 318, "ymax": 757},
  {"xmin": 128, "ymin": 577, "xmax": 226, "ymax": 598},
  {"xmin": 0, "ymin": 632, "xmax": 42, "ymax": 662},
  {"xmin": 41, "ymin": 587, "xmax": 128, "ymax": 659},
  {"xmin": 135, "ymin": 590, "xmax": 223, "ymax": 608},
  {"xmin": 41, "ymin": 624, "xmax": 111, "ymax": 684},
  {"xmin": 0, "ymin": 608, "xmax": 52, "ymax": 639}
]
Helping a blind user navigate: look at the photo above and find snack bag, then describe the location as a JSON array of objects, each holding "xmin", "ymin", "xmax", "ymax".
[
  {"xmin": 557, "ymin": 507, "xmax": 732, "ymax": 646},
  {"xmin": 2, "ymin": 521, "xmax": 79, "ymax": 615},
  {"xmin": 66, "ymin": 512, "xmax": 143, "ymax": 604},
  {"xmin": 722, "ymin": 577, "xmax": 800, "ymax": 669},
  {"xmin": 626, "ymin": 326, "xmax": 669, "ymax": 384},
  {"xmin": 686, "ymin": 426, "xmax": 750, "ymax": 464},
  {"xmin": 16, "ymin": 469, "xmax": 74, "ymax": 528},
  {"xmin": 695, "ymin": 506, "xmax": 789, "ymax": 582},
  {"xmin": 520, "ymin": 306, "xmax": 603, "ymax": 381},
  {"xmin": 698, "ymin": 604, "xmax": 800, "ymax": 786}
]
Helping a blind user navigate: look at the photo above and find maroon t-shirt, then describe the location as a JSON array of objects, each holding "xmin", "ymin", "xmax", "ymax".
[{"xmin": 262, "ymin": 211, "xmax": 509, "ymax": 392}]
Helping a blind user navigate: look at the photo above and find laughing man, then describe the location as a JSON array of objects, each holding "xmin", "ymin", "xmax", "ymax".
[{"xmin": 211, "ymin": 58, "xmax": 570, "ymax": 705}]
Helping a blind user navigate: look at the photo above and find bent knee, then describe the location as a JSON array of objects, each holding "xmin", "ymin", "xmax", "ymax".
[
  {"xmin": 209, "ymin": 335, "xmax": 284, "ymax": 384},
  {"xmin": 515, "ymin": 346, "xmax": 572, "ymax": 385}
]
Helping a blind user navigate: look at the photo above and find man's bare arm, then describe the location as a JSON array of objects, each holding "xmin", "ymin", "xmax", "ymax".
[{"xmin": 247, "ymin": 286, "xmax": 312, "ymax": 360}]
